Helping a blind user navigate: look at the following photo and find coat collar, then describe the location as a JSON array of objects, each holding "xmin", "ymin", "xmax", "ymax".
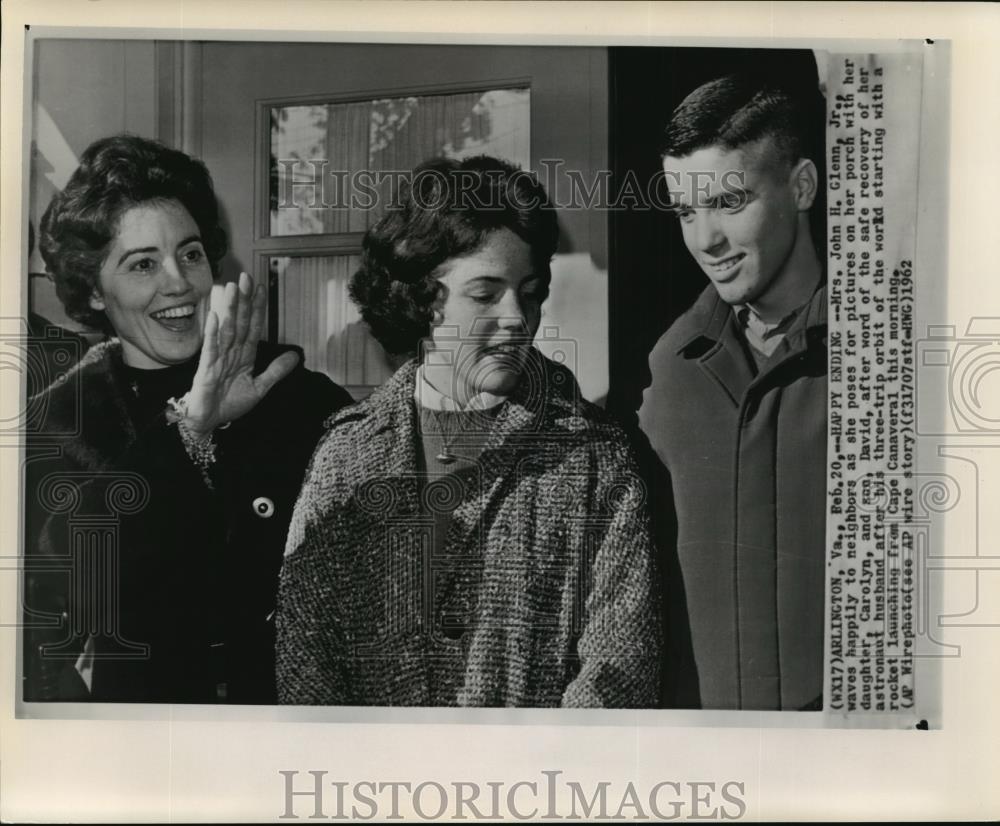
[
  {"xmin": 328, "ymin": 348, "xmax": 594, "ymax": 506},
  {"xmin": 670, "ymin": 283, "xmax": 828, "ymax": 405},
  {"xmin": 414, "ymin": 363, "xmax": 508, "ymax": 412},
  {"xmin": 330, "ymin": 347, "xmax": 589, "ymax": 441},
  {"xmin": 31, "ymin": 338, "xmax": 138, "ymax": 470},
  {"xmin": 672, "ymin": 283, "xmax": 828, "ymax": 355}
]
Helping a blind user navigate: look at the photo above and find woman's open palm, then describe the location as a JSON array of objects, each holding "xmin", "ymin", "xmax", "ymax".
[{"xmin": 184, "ymin": 272, "xmax": 299, "ymax": 438}]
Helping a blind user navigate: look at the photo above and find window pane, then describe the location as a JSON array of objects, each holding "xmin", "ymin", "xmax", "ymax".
[
  {"xmin": 269, "ymin": 87, "xmax": 530, "ymax": 236},
  {"xmin": 271, "ymin": 255, "xmax": 397, "ymax": 398}
]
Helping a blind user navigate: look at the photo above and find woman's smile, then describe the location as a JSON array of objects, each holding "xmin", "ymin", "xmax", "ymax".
[{"xmin": 149, "ymin": 301, "xmax": 198, "ymax": 332}]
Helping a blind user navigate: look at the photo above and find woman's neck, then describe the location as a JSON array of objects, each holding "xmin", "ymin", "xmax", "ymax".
[{"xmin": 415, "ymin": 363, "xmax": 507, "ymax": 412}]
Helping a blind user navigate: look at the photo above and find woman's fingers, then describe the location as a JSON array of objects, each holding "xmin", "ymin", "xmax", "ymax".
[
  {"xmin": 187, "ymin": 309, "xmax": 221, "ymax": 433},
  {"xmin": 197, "ymin": 309, "xmax": 221, "ymax": 376},
  {"xmin": 242, "ymin": 278, "xmax": 267, "ymax": 365},
  {"xmin": 216, "ymin": 281, "xmax": 239, "ymax": 359},
  {"xmin": 232, "ymin": 272, "xmax": 253, "ymax": 354}
]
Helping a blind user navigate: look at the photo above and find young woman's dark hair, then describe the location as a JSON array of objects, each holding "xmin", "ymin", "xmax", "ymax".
[
  {"xmin": 350, "ymin": 155, "xmax": 559, "ymax": 356},
  {"xmin": 39, "ymin": 134, "xmax": 227, "ymax": 331}
]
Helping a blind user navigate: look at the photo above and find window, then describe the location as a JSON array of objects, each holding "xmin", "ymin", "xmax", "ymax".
[
  {"xmin": 267, "ymin": 254, "xmax": 396, "ymax": 399},
  {"xmin": 258, "ymin": 86, "xmax": 531, "ymax": 397}
]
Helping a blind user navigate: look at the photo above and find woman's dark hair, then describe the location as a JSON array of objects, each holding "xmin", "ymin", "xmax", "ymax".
[
  {"xmin": 350, "ymin": 155, "xmax": 559, "ymax": 356},
  {"xmin": 39, "ymin": 134, "xmax": 227, "ymax": 331}
]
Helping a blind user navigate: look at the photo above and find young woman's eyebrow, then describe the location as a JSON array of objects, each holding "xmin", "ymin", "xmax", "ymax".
[
  {"xmin": 462, "ymin": 276, "xmax": 506, "ymax": 289},
  {"xmin": 462, "ymin": 274, "xmax": 539, "ymax": 289}
]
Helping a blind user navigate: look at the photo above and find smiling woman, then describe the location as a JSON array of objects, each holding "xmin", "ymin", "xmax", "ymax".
[
  {"xmin": 23, "ymin": 135, "xmax": 354, "ymax": 703},
  {"xmin": 91, "ymin": 200, "xmax": 214, "ymax": 368}
]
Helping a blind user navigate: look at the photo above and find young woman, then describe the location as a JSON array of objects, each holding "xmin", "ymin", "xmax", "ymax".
[{"xmin": 277, "ymin": 156, "xmax": 661, "ymax": 707}]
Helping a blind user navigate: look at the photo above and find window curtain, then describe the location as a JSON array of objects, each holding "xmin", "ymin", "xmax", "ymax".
[
  {"xmin": 276, "ymin": 254, "xmax": 395, "ymax": 396},
  {"xmin": 271, "ymin": 89, "xmax": 530, "ymax": 236}
]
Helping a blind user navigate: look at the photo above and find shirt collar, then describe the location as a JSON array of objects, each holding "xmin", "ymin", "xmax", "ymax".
[
  {"xmin": 735, "ymin": 302, "xmax": 805, "ymax": 338},
  {"xmin": 413, "ymin": 363, "xmax": 508, "ymax": 412},
  {"xmin": 674, "ymin": 282, "xmax": 827, "ymax": 355}
]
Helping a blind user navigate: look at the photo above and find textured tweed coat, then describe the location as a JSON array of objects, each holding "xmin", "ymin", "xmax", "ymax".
[
  {"xmin": 277, "ymin": 352, "xmax": 662, "ymax": 707},
  {"xmin": 639, "ymin": 284, "xmax": 827, "ymax": 711}
]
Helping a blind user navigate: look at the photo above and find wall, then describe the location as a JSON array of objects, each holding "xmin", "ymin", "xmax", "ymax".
[{"xmin": 29, "ymin": 39, "xmax": 159, "ymax": 328}]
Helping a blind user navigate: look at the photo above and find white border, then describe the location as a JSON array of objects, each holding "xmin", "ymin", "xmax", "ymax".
[{"xmin": 2, "ymin": 2, "xmax": 998, "ymax": 821}]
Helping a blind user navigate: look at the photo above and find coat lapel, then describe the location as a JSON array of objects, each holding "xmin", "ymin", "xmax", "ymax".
[
  {"xmin": 747, "ymin": 284, "xmax": 828, "ymax": 391},
  {"xmin": 354, "ymin": 360, "xmax": 423, "ymax": 513},
  {"xmin": 674, "ymin": 289, "xmax": 754, "ymax": 406},
  {"xmin": 673, "ymin": 284, "xmax": 828, "ymax": 405},
  {"xmin": 699, "ymin": 336, "xmax": 755, "ymax": 407},
  {"xmin": 34, "ymin": 339, "xmax": 138, "ymax": 471}
]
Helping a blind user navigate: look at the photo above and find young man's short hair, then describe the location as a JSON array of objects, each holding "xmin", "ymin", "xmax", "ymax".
[{"xmin": 661, "ymin": 73, "xmax": 824, "ymax": 171}]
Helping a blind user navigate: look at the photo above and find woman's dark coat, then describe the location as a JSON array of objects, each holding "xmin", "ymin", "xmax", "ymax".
[{"xmin": 23, "ymin": 339, "xmax": 352, "ymax": 703}]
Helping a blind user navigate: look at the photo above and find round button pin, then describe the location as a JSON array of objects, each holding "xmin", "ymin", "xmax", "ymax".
[{"xmin": 252, "ymin": 496, "xmax": 275, "ymax": 518}]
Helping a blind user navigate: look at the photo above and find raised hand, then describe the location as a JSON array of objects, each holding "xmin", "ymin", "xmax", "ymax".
[{"xmin": 182, "ymin": 272, "xmax": 299, "ymax": 439}]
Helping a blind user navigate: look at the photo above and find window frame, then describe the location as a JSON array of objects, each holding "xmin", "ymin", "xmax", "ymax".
[
  {"xmin": 252, "ymin": 78, "xmax": 532, "ymax": 352},
  {"xmin": 253, "ymin": 77, "xmax": 533, "ymax": 249}
]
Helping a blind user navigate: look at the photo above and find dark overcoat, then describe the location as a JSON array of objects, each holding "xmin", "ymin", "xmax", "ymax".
[
  {"xmin": 639, "ymin": 285, "xmax": 828, "ymax": 711},
  {"xmin": 23, "ymin": 339, "xmax": 352, "ymax": 703}
]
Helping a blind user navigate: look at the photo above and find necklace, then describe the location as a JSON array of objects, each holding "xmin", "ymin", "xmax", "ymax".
[
  {"xmin": 430, "ymin": 409, "xmax": 460, "ymax": 465},
  {"xmin": 422, "ymin": 403, "xmax": 504, "ymax": 467}
]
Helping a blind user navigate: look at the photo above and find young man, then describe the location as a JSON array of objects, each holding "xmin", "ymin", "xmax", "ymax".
[{"xmin": 639, "ymin": 75, "xmax": 827, "ymax": 710}]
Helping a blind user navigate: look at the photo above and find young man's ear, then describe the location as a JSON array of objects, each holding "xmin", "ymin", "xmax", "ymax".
[
  {"xmin": 790, "ymin": 158, "xmax": 819, "ymax": 211},
  {"xmin": 88, "ymin": 289, "xmax": 106, "ymax": 312}
]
